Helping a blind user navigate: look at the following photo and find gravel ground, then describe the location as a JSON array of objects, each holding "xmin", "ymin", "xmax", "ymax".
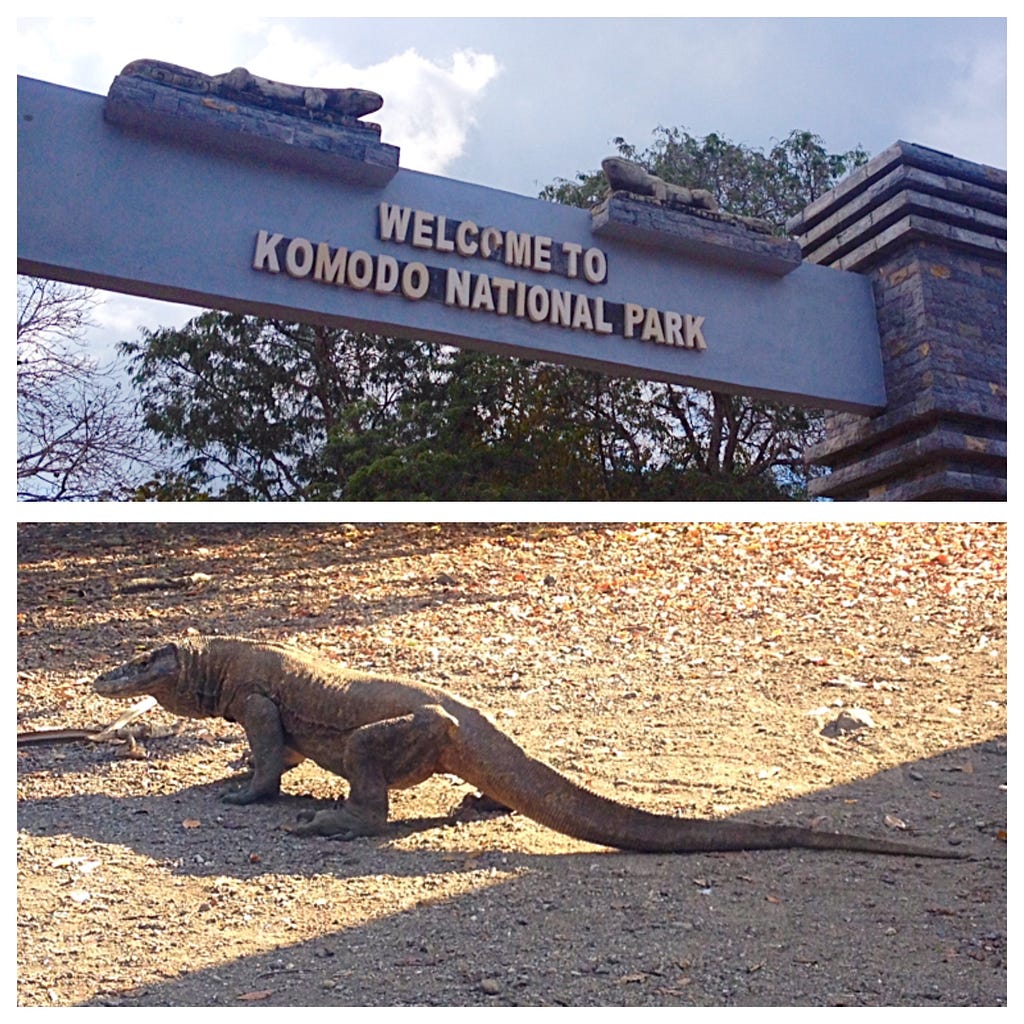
[{"xmin": 16, "ymin": 521, "xmax": 1006, "ymax": 1006}]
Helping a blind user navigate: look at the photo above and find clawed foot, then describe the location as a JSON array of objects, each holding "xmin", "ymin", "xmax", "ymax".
[{"xmin": 291, "ymin": 804, "xmax": 381, "ymax": 840}]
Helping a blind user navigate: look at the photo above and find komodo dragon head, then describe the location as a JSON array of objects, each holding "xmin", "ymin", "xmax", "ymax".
[
  {"xmin": 94, "ymin": 640, "xmax": 229, "ymax": 719},
  {"xmin": 94, "ymin": 644, "xmax": 180, "ymax": 700}
]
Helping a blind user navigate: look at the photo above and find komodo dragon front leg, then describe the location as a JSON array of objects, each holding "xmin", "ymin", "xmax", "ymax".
[
  {"xmin": 291, "ymin": 704, "xmax": 462, "ymax": 839},
  {"xmin": 222, "ymin": 693, "xmax": 306, "ymax": 804}
]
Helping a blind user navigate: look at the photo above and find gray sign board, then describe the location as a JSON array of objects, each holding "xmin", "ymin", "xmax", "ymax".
[{"xmin": 18, "ymin": 74, "xmax": 886, "ymax": 413}]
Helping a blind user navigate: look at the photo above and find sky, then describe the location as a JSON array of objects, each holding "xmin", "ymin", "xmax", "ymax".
[{"xmin": 16, "ymin": 11, "xmax": 1008, "ymax": 356}]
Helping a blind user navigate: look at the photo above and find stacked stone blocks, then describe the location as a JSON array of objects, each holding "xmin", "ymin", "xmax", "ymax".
[{"xmin": 789, "ymin": 141, "xmax": 1006, "ymax": 500}]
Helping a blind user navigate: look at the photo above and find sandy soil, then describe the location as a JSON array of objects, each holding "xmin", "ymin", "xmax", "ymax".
[{"xmin": 16, "ymin": 521, "xmax": 1006, "ymax": 1006}]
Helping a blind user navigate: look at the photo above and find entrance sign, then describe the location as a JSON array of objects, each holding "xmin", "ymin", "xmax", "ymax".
[{"xmin": 18, "ymin": 72, "xmax": 886, "ymax": 413}]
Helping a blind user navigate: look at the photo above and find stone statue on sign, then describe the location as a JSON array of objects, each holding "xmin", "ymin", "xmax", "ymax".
[
  {"xmin": 117, "ymin": 60, "xmax": 383, "ymax": 122},
  {"xmin": 209, "ymin": 66, "xmax": 383, "ymax": 119},
  {"xmin": 601, "ymin": 156, "xmax": 773, "ymax": 234},
  {"xmin": 602, "ymin": 156, "xmax": 719, "ymax": 212}
]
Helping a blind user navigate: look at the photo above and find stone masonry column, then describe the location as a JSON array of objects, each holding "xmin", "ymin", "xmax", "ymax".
[{"xmin": 789, "ymin": 141, "xmax": 1006, "ymax": 500}]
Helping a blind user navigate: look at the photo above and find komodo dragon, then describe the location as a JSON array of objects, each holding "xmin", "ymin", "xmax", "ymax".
[{"xmin": 93, "ymin": 636, "xmax": 960, "ymax": 858}]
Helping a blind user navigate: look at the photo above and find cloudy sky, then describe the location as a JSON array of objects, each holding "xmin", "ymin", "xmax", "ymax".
[{"xmin": 17, "ymin": 11, "xmax": 1007, "ymax": 351}]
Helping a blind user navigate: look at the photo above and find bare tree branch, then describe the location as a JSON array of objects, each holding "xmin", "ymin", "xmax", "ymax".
[{"xmin": 17, "ymin": 277, "xmax": 162, "ymax": 500}]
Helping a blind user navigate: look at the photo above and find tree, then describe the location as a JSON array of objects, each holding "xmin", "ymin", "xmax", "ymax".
[
  {"xmin": 120, "ymin": 128, "xmax": 868, "ymax": 500},
  {"xmin": 331, "ymin": 355, "xmax": 666, "ymax": 501},
  {"xmin": 121, "ymin": 315, "xmax": 450, "ymax": 499},
  {"xmin": 17, "ymin": 277, "xmax": 160, "ymax": 500},
  {"xmin": 543, "ymin": 128, "xmax": 866, "ymax": 228},
  {"xmin": 122, "ymin": 316, "xmax": 664, "ymax": 500}
]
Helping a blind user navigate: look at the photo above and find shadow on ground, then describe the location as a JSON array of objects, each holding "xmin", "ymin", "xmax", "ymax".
[{"xmin": 17, "ymin": 740, "xmax": 1006, "ymax": 1007}]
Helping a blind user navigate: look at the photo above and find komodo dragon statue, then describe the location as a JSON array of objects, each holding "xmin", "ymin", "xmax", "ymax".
[
  {"xmin": 602, "ymin": 156, "xmax": 720, "ymax": 212},
  {"xmin": 601, "ymin": 156, "xmax": 774, "ymax": 235},
  {"xmin": 118, "ymin": 59, "xmax": 383, "ymax": 120},
  {"xmin": 94, "ymin": 636, "xmax": 960, "ymax": 858}
]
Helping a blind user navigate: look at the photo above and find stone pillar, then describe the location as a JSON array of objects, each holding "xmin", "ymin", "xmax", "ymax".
[{"xmin": 789, "ymin": 141, "xmax": 1006, "ymax": 500}]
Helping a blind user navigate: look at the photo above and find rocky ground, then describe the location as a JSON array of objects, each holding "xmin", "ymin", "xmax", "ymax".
[{"xmin": 16, "ymin": 521, "xmax": 1006, "ymax": 1006}]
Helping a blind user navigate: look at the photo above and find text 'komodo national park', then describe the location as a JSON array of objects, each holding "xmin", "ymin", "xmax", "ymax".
[{"xmin": 252, "ymin": 202, "xmax": 709, "ymax": 351}]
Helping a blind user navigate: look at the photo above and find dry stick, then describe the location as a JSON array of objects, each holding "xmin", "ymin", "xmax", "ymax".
[{"xmin": 17, "ymin": 696, "xmax": 157, "ymax": 746}]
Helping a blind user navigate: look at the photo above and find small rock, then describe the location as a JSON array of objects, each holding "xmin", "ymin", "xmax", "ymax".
[
  {"xmin": 480, "ymin": 978, "xmax": 501, "ymax": 995},
  {"xmin": 821, "ymin": 707, "xmax": 875, "ymax": 737}
]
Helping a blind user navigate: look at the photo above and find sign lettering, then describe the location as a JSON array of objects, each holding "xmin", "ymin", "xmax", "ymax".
[
  {"xmin": 252, "ymin": 206, "xmax": 709, "ymax": 351},
  {"xmin": 252, "ymin": 225, "xmax": 708, "ymax": 350}
]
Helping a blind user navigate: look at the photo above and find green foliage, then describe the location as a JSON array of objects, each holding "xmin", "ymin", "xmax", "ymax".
[
  {"xmin": 122, "ymin": 127, "xmax": 867, "ymax": 501},
  {"xmin": 121, "ymin": 315, "xmax": 446, "ymax": 499},
  {"xmin": 617, "ymin": 127, "xmax": 866, "ymax": 228}
]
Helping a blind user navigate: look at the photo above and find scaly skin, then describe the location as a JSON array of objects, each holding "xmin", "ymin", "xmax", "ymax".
[{"xmin": 94, "ymin": 637, "xmax": 962, "ymax": 857}]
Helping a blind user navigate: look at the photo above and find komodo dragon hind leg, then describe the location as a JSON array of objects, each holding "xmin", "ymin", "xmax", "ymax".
[{"xmin": 292, "ymin": 704, "xmax": 459, "ymax": 840}]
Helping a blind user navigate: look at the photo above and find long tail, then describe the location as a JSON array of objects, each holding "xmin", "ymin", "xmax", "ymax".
[{"xmin": 442, "ymin": 714, "xmax": 959, "ymax": 858}]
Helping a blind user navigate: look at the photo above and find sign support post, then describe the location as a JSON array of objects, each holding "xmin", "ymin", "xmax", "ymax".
[{"xmin": 791, "ymin": 142, "xmax": 1006, "ymax": 500}]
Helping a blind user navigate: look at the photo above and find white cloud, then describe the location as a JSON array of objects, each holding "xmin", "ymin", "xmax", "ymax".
[
  {"xmin": 17, "ymin": 17, "xmax": 270, "ymax": 94},
  {"xmin": 231, "ymin": 27, "xmax": 503, "ymax": 174},
  {"xmin": 358, "ymin": 49, "xmax": 502, "ymax": 174}
]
